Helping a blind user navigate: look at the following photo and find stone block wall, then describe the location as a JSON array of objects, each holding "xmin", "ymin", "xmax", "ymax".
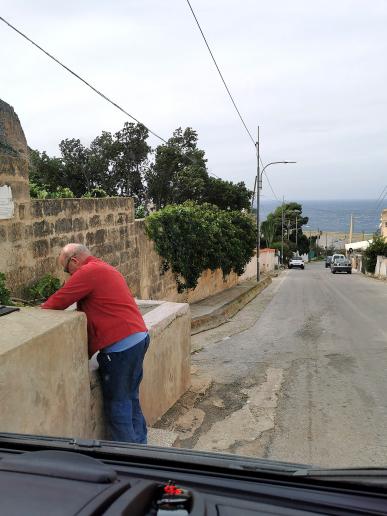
[{"xmin": 1, "ymin": 196, "xmax": 139, "ymax": 298}]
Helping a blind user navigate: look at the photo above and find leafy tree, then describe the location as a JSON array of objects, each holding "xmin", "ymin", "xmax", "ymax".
[
  {"xmin": 113, "ymin": 123, "xmax": 150, "ymax": 204},
  {"xmin": 295, "ymin": 233, "xmax": 310, "ymax": 255},
  {"xmin": 146, "ymin": 127, "xmax": 251, "ymax": 211},
  {"xmin": 261, "ymin": 218, "xmax": 277, "ymax": 248},
  {"xmin": 263, "ymin": 202, "xmax": 309, "ymax": 253},
  {"xmin": 29, "ymin": 149, "xmax": 64, "ymax": 191},
  {"xmin": 59, "ymin": 138, "xmax": 92, "ymax": 196},
  {"xmin": 87, "ymin": 131, "xmax": 117, "ymax": 196},
  {"xmin": 271, "ymin": 241, "xmax": 297, "ymax": 264},
  {"xmin": 146, "ymin": 127, "xmax": 207, "ymax": 209},
  {"xmin": 204, "ymin": 177, "xmax": 252, "ymax": 211},
  {"xmin": 363, "ymin": 235, "xmax": 387, "ymax": 273}
]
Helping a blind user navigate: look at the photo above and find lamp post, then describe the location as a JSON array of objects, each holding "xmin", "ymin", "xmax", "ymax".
[{"xmin": 255, "ymin": 130, "xmax": 296, "ymax": 281}]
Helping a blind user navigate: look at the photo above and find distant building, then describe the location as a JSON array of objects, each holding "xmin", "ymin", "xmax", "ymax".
[{"xmin": 381, "ymin": 209, "xmax": 387, "ymax": 240}]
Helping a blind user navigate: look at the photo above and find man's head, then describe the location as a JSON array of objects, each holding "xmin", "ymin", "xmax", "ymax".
[{"xmin": 59, "ymin": 243, "xmax": 91, "ymax": 275}]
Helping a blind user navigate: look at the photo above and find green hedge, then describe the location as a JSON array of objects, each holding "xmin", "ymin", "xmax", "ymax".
[
  {"xmin": 145, "ymin": 202, "xmax": 255, "ymax": 292},
  {"xmin": 363, "ymin": 236, "xmax": 387, "ymax": 273}
]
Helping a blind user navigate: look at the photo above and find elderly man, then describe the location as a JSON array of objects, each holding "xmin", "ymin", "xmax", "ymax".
[{"xmin": 42, "ymin": 243, "xmax": 149, "ymax": 444}]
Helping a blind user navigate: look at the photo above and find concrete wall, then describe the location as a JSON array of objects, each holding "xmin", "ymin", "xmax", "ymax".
[
  {"xmin": 0, "ymin": 308, "xmax": 91, "ymax": 438},
  {"xmin": 375, "ymin": 255, "xmax": 387, "ymax": 277},
  {"xmin": 381, "ymin": 209, "xmax": 387, "ymax": 240},
  {"xmin": 0, "ymin": 301, "xmax": 191, "ymax": 439}
]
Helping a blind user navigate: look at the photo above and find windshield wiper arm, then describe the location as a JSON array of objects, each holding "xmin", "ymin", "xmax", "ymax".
[{"xmin": 294, "ymin": 467, "xmax": 387, "ymax": 487}]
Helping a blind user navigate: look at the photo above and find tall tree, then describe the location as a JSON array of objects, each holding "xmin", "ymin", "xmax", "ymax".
[
  {"xmin": 145, "ymin": 127, "xmax": 207, "ymax": 209},
  {"xmin": 261, "ymin": 218, "xmax": 277, "ymax": 248},
  {"xmin": 264, "ymin": 202, "xmax": 310, "ymax": 254},
  {"xmin": 29, "ymin": 149, "xmax": 64, "ymax": 191},
  {"xmin": 204, "ymin": 178, "xmax": 252, "ymax": 211},
  {"xmin": 113, "ymin": 122, "xmax": 150, "ymax": 204},
  {"xmin": 59, "ymin": 138, "xmax": 92, "ymax": 196}
]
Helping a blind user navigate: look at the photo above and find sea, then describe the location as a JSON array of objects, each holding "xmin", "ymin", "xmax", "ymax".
[{"xmin": 260, "ymin": 199, "xmax": 384, "ymax": 234}]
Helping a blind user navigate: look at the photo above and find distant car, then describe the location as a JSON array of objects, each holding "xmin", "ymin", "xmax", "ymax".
[
  {"xmin": 331, "ymin": 253, "xmax": 345, "ymax": 264},
  {"xmin": 331, "ymin": 257, "xmax": 352, "ymax": 274},
  {"xmin": 325, "ymin": 256, "xmax": 333, "ymax": 268},
  {"xmin": 289, "ymin": 256, "xmax": 304, "ymax": 269}
]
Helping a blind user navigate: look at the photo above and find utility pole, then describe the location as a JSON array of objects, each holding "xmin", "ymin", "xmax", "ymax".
[
  {"xmin": 325, "ymin": 232, "xmax": 328, "ymax": 257},
  {"xmin": 256, "ymin": 126, "xmax": 261, "ymax": 282},
  {"xmin": 281, "ymin": 197, "xmax": 284, "ymax": 265},
  {"xmin": 349, "ymin": 213, "xmax": 353, "ymax": 244},
  {"xmin": 295, "ymin": 215, "xmax": 298, "ymax": 251}
]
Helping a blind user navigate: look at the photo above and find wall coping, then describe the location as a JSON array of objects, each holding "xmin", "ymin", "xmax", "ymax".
[{"xmin": 0, "ymin": 308, "xmax": 86, "ymax": 356}]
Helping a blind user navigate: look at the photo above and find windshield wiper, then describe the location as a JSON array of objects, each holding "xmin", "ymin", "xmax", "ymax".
[{"xmin": 294, "ymin": 467, "xmax": 387, "ymax": 487}]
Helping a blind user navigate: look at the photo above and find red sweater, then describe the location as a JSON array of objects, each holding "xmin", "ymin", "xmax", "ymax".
[{"xmin": 41, "ymin": 256, "xmax": 147, "ymax": 356}]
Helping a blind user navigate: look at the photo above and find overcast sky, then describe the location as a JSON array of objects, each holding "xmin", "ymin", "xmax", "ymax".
[{"xmin": 1, "ymin": 0, "xmax": 386, "ymax": 200}]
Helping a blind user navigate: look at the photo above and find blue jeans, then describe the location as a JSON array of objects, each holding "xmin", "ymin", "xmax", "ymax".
[{"xmin": 97, "ymin": 335, "xmax": 149, "ymax": 444}]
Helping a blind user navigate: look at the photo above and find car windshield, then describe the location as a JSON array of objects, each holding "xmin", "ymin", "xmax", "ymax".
[{"xmin": 1, "ymin": 0, "xmax": 387, "ymax": 481}]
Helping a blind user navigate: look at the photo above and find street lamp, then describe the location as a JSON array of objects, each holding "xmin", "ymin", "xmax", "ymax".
[{"xmin": 255, "ymin": 132, "xmax": 296, "ymax": 282}]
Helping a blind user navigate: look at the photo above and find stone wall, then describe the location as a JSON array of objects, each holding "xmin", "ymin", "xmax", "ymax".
[{"xmin": 1, "ymin": 196, "xmax": 139, "ymax": 298}]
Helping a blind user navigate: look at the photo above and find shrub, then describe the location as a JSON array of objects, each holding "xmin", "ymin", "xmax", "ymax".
[
  {"xmin": 363, "ymin": 236, "xmax": 387, "ymax": 273},
  {"xmin": 83, "ymin": 188, "xmax": 108, "ymax": 198},
  {"xmin": 0, "ymin": 272, "xmax": 13, "ymax": 305},
  {"xmin": 26, "ymin": 275, "xmax": 61, "ymax": 303},
  {"xmin": 135, "ymin": 205, "xmax": 148, "ymax": 219},
  {"xmin": 30, "ymin": 182, "xmax": 74, "ymax": 199},
  {"xmin": 145, "ymin": 202, "xmax": 256, "ymax": 292}
]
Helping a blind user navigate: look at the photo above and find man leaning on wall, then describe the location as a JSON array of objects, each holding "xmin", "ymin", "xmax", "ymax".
[{"xmin": 41, "ymin": 243, "xmax": 149, "ymax": 445}]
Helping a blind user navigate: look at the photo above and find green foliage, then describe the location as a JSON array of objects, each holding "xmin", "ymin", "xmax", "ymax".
[
  {"xmin": 145, "ymin": 127, "xmax": 251, "ymax": 211},
  {"xmin": 26, "ymin": 275, "xmax": 61, "ymax": 303},
  {"xmin": 363, "ymin": 236, "xmax": 387, "ymax": 273},
  {"xmin": 29, "ymin": 122, "xmax": 150, "ymax": 203},
  {"xmin": 29, "ymin": 124, "xmax": 251, "ymax": 212},
  {"xmin": 263, "ymin": 202, "xmax": 310, "ymax": 254},
  {"xmin": 30, "ymin": 182, "xmax": 74, "ymax": 199},
  {"xmin": 204, "ymin": 177, "xmax": 252, "ymax": 211},
  {"xmin": 261, "ymin": 218, "xmax": 277, "ymax": 248},
  {"xmin": 270, "ymin": 241, "xmax": 296, "ymax": 264},
  {"xmin": 0, "ymin": 272, "xmax": 13, "ymax": 305},
  {"xmin": 135, "ymin": 205, "xmax": 148, "ymax": 219},
  {"xmin": 83, "ymin": 188, "xmax": 108, "ymax": 198},
  {"xmin": 145, "ymin": 202, "xmax": 256, "ymax": 292}
]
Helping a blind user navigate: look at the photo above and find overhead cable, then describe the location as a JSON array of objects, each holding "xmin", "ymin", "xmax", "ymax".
[
  {"xmin": 0, "ymin": 16, "xmax": 169, "ymax": 144},
  {"xmin": 185, "ymin": 0, "xmax": 256, "ymax": 148},
  {"xmin": 0, "ymin": 14, "xmax": 224, "ymax": 179}
]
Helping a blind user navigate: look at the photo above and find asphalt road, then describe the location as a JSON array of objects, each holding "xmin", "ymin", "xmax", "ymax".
[{"xmin": 186, "ymin": 263, "xmax": 387, "ymax": 468}]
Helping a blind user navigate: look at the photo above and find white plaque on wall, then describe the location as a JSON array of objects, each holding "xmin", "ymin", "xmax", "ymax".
[{"xmin": 0, "ymin": 185, "xmax": 14, "ymax": 220}]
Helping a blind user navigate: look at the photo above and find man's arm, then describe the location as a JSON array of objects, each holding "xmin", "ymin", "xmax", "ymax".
[{"xmin": 41, "ymin": 268, "xmax": 93, "ymax": 310}]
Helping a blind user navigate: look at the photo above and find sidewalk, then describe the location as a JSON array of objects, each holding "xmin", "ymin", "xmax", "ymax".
[
  {"xmin": 148, "ymin": 274, "xmax": 274, "ymax": 447},
  {"xmin": 190, "ymin": 275, "xmax": 272, "ymax": 334}
]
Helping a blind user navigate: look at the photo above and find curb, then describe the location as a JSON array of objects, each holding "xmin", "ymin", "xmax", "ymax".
[{"xmin": 191, "ymin": 276, "xmax": 272, "ymax": 335}]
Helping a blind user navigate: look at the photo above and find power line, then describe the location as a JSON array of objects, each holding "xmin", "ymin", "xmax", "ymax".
[
  {"xmin": 263, "ymin": 171, "xmax": 279, "ymax": 201},
  {"xmin": 184, "ymin": 2, "xmax": 271, "ymax": 192},
  {"xmin": 185, "ymin": 0, "xmax": 256, "ymax": 148},
  {"xmin": 0, "ymin": 15, "xmax": 168, "ymax": 143},
  {"xmin": 0, "ymin": 14, "xmax": 223, "ymax": 180}
]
